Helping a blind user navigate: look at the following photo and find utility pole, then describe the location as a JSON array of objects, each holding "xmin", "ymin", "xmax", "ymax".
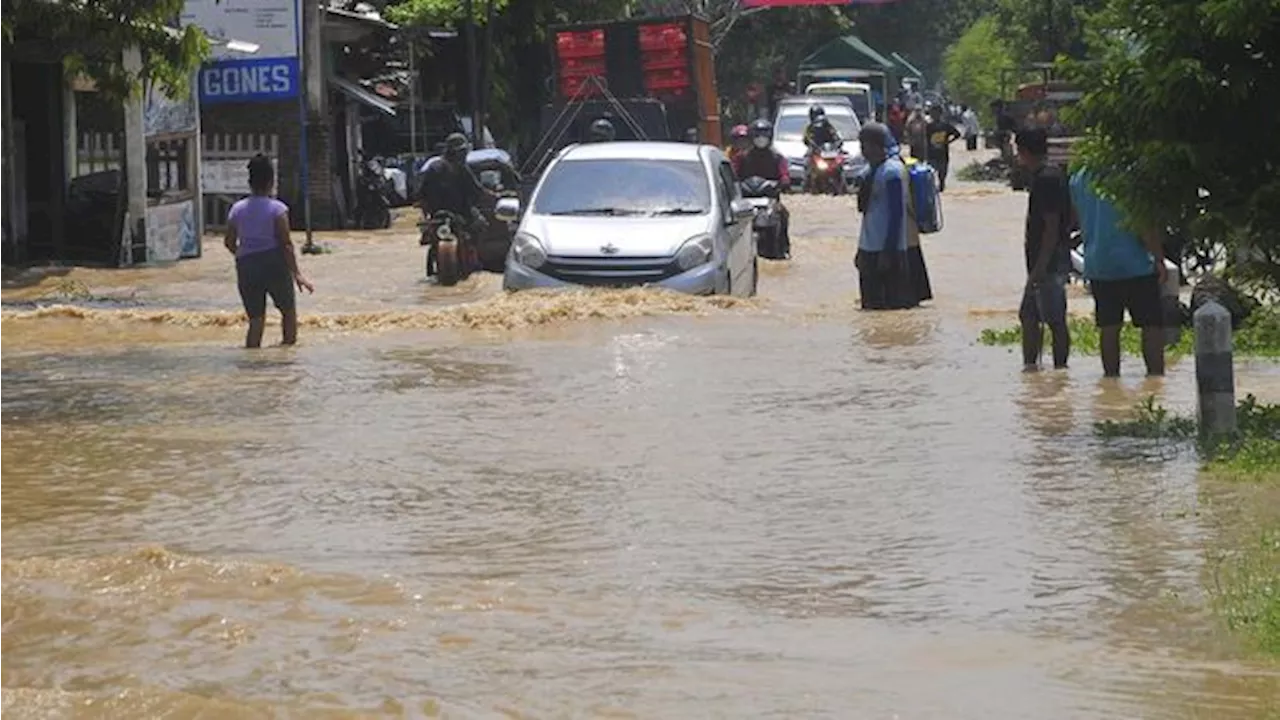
[{"xmin": 464, "ymin": 0, "xmax": 482, "ymax": 147}]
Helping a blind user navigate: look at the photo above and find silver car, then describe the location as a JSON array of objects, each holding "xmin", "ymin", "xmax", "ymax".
[
  {"xmin": 772, "ymin": 101, "xmax": 866, "ymax": 188},
  {"xmin": 497, "ymin": 141, "xmax": 758, "ymax": 297}
]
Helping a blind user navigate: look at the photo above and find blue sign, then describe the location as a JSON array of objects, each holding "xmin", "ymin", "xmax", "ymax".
[{"xmin": 199, "ymin": 57, "xmax": 300, "ymax": 105}]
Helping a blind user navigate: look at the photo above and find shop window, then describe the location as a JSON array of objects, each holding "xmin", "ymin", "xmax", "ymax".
[{"xmin": 146, "ymin": 137, "xmax": 190, "ymax": 200}]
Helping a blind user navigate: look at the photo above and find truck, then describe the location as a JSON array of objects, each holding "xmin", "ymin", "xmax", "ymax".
[
  {"xmin": 522, "ymin": 14, "xmax": 721, "ymax": 180},
  {"xmin": 998, "ymin": 64, "xmax": 1085, "ymax": 190}
]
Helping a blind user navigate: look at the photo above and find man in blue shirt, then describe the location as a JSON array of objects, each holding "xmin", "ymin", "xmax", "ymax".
[{"xmin": 1070, "ymin": 167, "xmax": 1168, "ymax": 377}]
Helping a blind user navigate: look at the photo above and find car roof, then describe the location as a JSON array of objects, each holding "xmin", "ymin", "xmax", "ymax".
[
  {"xmin": 777, "ymin": 102, "xmax": 857, "ymax": 117},
  {"xmin": 559, "ymin": 141, "xmax": 707, "ymax": 162},
  {"xmin": 807, "ymin": 81, "xmax": 871, "ymax": 90},
  {"xmin": 778, "ymin": 94, "xmax": 854, "ymax": 108}
]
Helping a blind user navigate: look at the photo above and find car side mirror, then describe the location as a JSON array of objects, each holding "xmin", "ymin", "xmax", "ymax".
[
  {"xmin": 729, "ymin": 198, "xmax": 755, "ymax": 223},
  {"xmin": 494, "ymin": 197, "xmax": 521, "ymax": 223}
]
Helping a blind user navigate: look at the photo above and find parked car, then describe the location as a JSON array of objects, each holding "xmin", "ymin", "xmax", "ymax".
[
  {"xmin": 771, "ymin": 98, "xmax": 864, "ymax": 189},
  {"xmin": 497, "ymin": 141, "xmax": 758, "ymax": 297}
]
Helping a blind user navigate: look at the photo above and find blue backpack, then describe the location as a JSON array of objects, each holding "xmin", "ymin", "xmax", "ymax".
[{"xmin": 904, "ymin": 159, "xmax": 943, "ymax": 234}]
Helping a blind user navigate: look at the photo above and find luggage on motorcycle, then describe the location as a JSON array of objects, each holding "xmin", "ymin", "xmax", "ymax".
[{"xmin": 904, "ymin": 158, "xmax": 943, "ymax": 234}]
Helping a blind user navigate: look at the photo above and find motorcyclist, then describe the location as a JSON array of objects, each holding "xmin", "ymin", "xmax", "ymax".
[
  {"xmin": 417, "ymin": 132, "xmax": 489, "ymax": 275},
  {"xmin": 803, "ymin": 105, "xmax": 841, "ymax": 150},
  {"xmin": 727, "ymin": 124, "xmax": 750, "ymax": 164},
  {"xmin": 732, "ymin": 118, "xmax": 792, "ymax": 258},
  {"xmin": 803, "ymin": 105, "xmax": 842, "ymax": 190},
  {"xmin": 586, "ymin": 117, "xmax": 616, "ymax": 142}
]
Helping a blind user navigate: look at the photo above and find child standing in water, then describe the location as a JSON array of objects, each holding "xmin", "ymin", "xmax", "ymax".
[{"xmin": 224, "ymin": 155, "xmax": 314, "ymax": 348}]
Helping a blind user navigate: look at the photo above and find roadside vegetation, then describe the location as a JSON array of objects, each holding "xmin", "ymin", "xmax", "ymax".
[
  {"xmin": 978, "ymin": 305, "xmax": 1280, "ymax": 359},
  {"xmin": 1097, "ymin": 396, "xmax": 1280, "ymax": 657}
]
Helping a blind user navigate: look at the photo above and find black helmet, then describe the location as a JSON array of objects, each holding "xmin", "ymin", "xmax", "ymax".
[
  {"xmin": 749, "ymin": 118, "xmax": 773, "ymax": 141},
  {"xmin": 808, "ymin": 105, "xmax": 825, "ymax": 121},
  {"xmin": 588, "ymin": 118, "xmax": 616, "ymax": 142}
]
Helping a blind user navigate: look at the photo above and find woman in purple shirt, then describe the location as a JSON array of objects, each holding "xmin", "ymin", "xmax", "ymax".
[{"xmin": 224, "ymin": 155, "xmax": 314, "ymax": 348}]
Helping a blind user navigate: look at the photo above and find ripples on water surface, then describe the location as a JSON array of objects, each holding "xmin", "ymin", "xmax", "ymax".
[{"xmin": 4, "ymin": 183, "xmax": 1280, "ymax": 718}]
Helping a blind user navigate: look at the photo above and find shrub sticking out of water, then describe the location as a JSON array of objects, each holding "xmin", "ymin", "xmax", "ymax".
[
  {"xmin": 1095, "ymin": 396, "xmax": 1197, "ymax": 439},
  {"xmin": 956, "ymin": 158, "xmax": 1011, "ymax": 183},
  {"xmin": 1096, "ymin": 394, "xmax": 1280, "ymax": 473}
]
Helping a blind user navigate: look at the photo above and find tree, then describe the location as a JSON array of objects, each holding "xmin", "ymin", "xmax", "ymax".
[
  {"xmin": 1, "ymin": 0, "xmax": 208, "ymax": 101},
  {"xmin": 991, "ymin": 0, "xmax": 1103, "ymax": 64},
  {"xmin": 942, "ymin": 16, "xmax": 1014, "ymax": 122},
  {"xmin": 1069, "ymin": 0, "xmax": 1280, "ymax": 291}
]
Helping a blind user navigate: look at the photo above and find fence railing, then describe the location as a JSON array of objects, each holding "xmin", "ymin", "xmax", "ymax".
[{"xmin": 200, "ymin": 132, "xmax": 280, "ymax": 229}]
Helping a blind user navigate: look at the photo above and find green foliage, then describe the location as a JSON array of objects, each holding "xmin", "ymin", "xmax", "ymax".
[
  {"xmin": 386, "ymin": 0, "xmax": 510, "ymax": 26},
  {"xmin": 1095, "ymin": 395, "xmax": 1198, "ymax": 439},
  {"xmin": 978, "ymin": 305, "xmax": 1280, "ymax": 358},
  {"xmin": 2, "ymin": 0, "xmax": 208, "ymax": 101},
  {"xmin": 942, "ymin": 17, "xmax": 1014, "ymax": 123},
  {"xmin": 990, "ymin": 0, "xmax": 1105, "ymax": 63},
  {"xmin": 1067, "ymin": 0, "xmax": 1280, "ymax": 293},
  {"xmin": 978, "ymin": 314, "xmax": 1197, "ymax": 357}
]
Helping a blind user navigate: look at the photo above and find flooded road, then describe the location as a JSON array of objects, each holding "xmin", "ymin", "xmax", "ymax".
[{"xmin": 4, "ymin": 163, "xmax": 1280, "ymax": 718}]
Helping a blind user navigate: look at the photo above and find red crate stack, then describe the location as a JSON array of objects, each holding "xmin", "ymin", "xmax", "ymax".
[
  {"xmin": 555, "ymin": 29, "xmax": 606, "ymax": 100},
  {"xmin": 639, "ymin": 22, "xmax": 690, "ymax": 97}
]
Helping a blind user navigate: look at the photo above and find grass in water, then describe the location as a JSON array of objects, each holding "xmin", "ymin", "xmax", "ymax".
[
  {"xmin": 979, "ymin": 306, "xmax": 1280, "ymax": 358},
  {"xmin": 1212, "ymin": 527, "xmax": 1280, "ymax": 658},
  {"xmin": 1098, "ymin": 395, "xmax": 1280, "ymax": 657}
]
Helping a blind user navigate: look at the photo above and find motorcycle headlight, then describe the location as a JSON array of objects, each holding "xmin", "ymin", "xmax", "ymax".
[
  {"xmin": 512, "ymin": 232, "xmax": 547, "ymax": 269},
  {"xmin": 816, "ymin": 159, "xmax": 829, "ymax": 171},
  {"xmin": 675, "ymin": 234, "xmax": 713, "ymax": 271}
]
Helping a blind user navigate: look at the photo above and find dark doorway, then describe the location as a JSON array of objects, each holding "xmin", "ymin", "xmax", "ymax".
[{"xmin": 10, "ymin": 61, "xmax": 67, "ymax": 263}]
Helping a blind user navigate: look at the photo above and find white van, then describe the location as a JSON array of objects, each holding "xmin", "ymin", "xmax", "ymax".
[{"xmin": 805, "ymin": 81, "xmax": 874, "ymax": 122}]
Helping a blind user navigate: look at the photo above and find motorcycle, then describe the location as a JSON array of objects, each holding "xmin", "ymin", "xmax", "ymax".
[
  {"xmin": 740, "ymin": 176, "xmax": 787, "ymax": 260},
  {"xmin": 354, "ymin": 157, "xmax": 392, "ymax": 229},
  {"xmin": 467, "ymin": 148, "xmax": 522, "ymax": 272},
  {"xmin": 807, "ymin": 141, "xmax": 847, "ymax": 196},
  {"xmin": 419, "ymin": 209, "xmax": 477, "ymax": 286}
]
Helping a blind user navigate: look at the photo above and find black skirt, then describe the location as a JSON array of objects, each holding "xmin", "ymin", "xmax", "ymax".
[
  {"xmin": 856, "ymin": 250, "xmax": 917, "ymax": 310},
  {"xmin": 907, "ymin": 245, "xmax": 933, "ymax": 304}
]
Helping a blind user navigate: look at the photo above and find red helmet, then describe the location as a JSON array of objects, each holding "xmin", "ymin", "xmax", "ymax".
[{"xmin": 730, "ymin": 124, "xmax": 749, "ymax": 139}]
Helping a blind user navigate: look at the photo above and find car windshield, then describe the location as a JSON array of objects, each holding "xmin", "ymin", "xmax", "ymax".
[
  {"xmin": 774, "ymin": 111, "xmax": 861, "ymax": 142},
  {"xmin": 533, "ymin": 158, "xmax": 711, "ymax": 216}
]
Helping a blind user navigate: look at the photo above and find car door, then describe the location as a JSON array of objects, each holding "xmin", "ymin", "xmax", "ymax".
[{"xmin": 715, "ymin": 159, "xmax": 751, "ymax": 290}]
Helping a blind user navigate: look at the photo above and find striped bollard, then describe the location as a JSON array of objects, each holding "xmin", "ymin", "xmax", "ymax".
[{"xmin": 1194, "ymin": 299, "xmax": 1237, "ymax": 440}]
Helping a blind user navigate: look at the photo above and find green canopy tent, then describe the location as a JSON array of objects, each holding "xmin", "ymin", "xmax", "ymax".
[
  {"xmin": 890, "ymin": 52, "xmax": 925, "ymax": 85},
  {"xmin": 795, "ymin": 35, "xmax": 898, "ymax": 115}
]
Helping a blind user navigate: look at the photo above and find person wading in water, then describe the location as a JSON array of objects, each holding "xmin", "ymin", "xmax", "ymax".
[
  {"xmin": 224, "ymin": 154, "xmax": 315, "ymax": 348},
  {"xmin": 854, "ymin": 123, "xmax": 915, "ymax": 310},
  {"xmin": 1015, "ymin": 128, "xmax": 1072, "ymax": 370}
]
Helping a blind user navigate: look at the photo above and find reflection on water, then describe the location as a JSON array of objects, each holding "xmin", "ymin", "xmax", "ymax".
[{"xmin": 4, "ymin": 182, "xmax": 1280, "ymax": 718}]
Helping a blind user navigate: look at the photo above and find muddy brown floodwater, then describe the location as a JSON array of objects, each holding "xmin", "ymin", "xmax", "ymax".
[{"xmin": 4, "ymin": 158, "xmax": 1280, "ymax": 718}]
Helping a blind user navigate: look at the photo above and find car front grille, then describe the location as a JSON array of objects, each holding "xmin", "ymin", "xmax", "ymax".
[{"xmin": 541, "ymin": 255, "xmax": 680, "ymax": 286}]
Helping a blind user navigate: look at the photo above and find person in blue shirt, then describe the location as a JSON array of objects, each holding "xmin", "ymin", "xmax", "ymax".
[
  {"xmin": 1070, "ymin": 167, "xmax": 1168, "ymax": 376},
  {"xmin": 854, "ymin": 123, "xmax": 915, "ymax": 310}
]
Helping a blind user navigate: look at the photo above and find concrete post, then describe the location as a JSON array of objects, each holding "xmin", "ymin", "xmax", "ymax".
[
  {"xmin": 1194, "ymin": 299, "xmax": 1237, "ymax": 440},
  {"xmin": 121, "ymin": 45, "xmax": 149, "ymax": 266}
]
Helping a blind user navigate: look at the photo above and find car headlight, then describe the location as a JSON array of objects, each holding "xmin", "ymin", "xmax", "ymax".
[
  {"xmin": 675, "ymin": 234, "xmax": 713, "ymax": 271},
  {"xmin": 511, "ymin": 232, "xmax": 547, "ymax": 269}
]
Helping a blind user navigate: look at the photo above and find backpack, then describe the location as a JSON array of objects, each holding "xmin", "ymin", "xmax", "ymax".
[{"xmin": 903, "ymin": 157, "xmax": 943, "ymax": 234}]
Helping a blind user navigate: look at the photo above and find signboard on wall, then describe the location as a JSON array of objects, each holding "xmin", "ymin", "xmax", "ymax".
[
  {"xmin": 201, "ymin": 157, "xmax": 276, "ymax": 195},
  {"xmin": 146, "ymin": 200, "xmax": 198, "ymax": 263},
  {"xmin": 144, "ymin": 82, "xmax": 198, "ymax": 137},
  {"xmin": 181, "ymin": 0, "xmax": 300, "ymax": 105}
]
